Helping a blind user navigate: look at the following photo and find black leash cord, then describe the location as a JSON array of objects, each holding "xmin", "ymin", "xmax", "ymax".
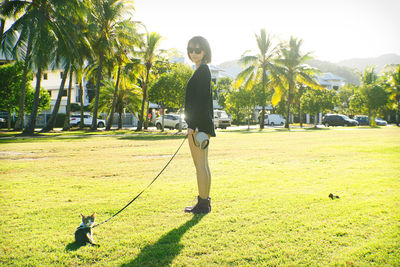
[{"xmin": 93, "ymin": 135, "xmax": 187, "ymax": 228}]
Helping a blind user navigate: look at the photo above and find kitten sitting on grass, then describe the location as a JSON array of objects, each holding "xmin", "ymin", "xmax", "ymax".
[{"xmin": 74, "ymin": 213, "xmax": 100, "ymax": 247}]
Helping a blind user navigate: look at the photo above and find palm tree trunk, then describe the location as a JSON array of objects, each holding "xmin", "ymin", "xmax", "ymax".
[
  {"xmin": 247, "ymin": 108, "xmax": 250, "ymax": 130},
  {"xmin": 285, "ymin": 82, "xmax": 292, "ymax": 129},
  {"xmin": 145, "ymin": 98, "xmax": 150, "ymax": 129},
  {"xmin": 0, "ymin": 19, "xmax": 5, "ymax": 45},
  {"xmin": 23, "ymin": 65, "xmax": 42, "ymax": 136},
  {"xmin": 118, "ymin": 111, "xmax": 122, "ymax": 129},
  {"xmin": 137, "ymin": 68, "xmax": 150, "ymax": 131},
  {"xmin": 63, "ymin": 70, "xmax": 73, "ymax": 131},
  {"xmin": 79, "ymin": 79, "xmax": 84, "ymax": 130},
  {"xmin": 397, "ymin": 97, "xmax": 400, "ymax": 126},
  {"xmin": 299, "ymin": 101, "xmax": 303, "ymax": 128},
  {"xmin": 15, "ymin": 35, "xmax": 34, "ymax": 131},
  {"xmin": 137, "ymin": 88, "xmax": 145, "ymax": 131},
  {"xmin": 0, "ymin": 0, "xmax": 8, "ymax": 43},
  {"xmin": 106, "ymin": 64, "xmax": 121, "ymax": 130},
  {"xmin": 7, "ymin": 105, "xmax": 11, "ymax": 130},
  {"xmin": 260, "ymin": 70, "xmax": 266, "ymax": 129},
  {"xmin": 368, "ymin": 109, "xmax": 373, "ymax": 126},
  {"xmin": 91, "ymin": 52, "xmax": 104, "ymax": 130},
  {"xmin": 41, "ymin": 63, "xmax": 70, "ymax": 132}
]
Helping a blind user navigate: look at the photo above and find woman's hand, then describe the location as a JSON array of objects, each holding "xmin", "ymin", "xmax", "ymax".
[{"xmin": 187, "ymin": 128, "xmax": 194, "ymax": 136}]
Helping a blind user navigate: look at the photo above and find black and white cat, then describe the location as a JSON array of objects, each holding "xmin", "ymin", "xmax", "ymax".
[{"xmin": 74, "ymin": 213, "xmax": 100, "ymax": 247}]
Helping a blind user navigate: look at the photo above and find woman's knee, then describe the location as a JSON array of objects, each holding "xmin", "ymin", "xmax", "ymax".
[{"xmin": 194, "ymin": 161, "xmax": 208, "ymax": 172}]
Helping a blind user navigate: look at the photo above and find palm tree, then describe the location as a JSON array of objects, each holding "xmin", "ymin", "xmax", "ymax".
[
  {"xmin": 274, "ymin": 36, "xmax": 323, "ymax": 128},
  {"xmin": 87, "ymin": 0, "xmax": 133, "ymax": 130},
  {"xmin": 106, "ymin": 20, "xmax": 142, "ymax": 130},
  {"xmin": 360, "ymin": 66, "xmax": 388, "ymax": 125},
  {"xmin": 1, "ymin": 0, "xmax": 34, "ymax": 131},
  {"xmin": 2, "ymin": 0, "xmax": 80, "ymax": 135},
  {"xmin": 236, "ymin": 28, "xmax": 279, "ymax": 129},
  {"xmin": 62, "ymin": 70, "xmax": 74, "ymax": 130},
  {"xmin": 0, "ymin": 0, "xmax": 10, "ymax": 44},
  {"xmin": 136, "ymin": 31, "xmax": 163, "ymax": 131},
  {"xmin": 41, "ymin": 1, "xmax": 86, "ymax": 132},
  {"xmin": 95, "ymin": 77, "xmax": 141, "ymax": 129},
  {"xmin": 388, "ymin": 65, "xmax": 400, "ymax": 126}
]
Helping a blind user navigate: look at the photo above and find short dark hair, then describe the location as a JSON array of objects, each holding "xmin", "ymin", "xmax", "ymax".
[{"xmin": 187, "ymin": 36, "xmax": 212, "ymax": 64}]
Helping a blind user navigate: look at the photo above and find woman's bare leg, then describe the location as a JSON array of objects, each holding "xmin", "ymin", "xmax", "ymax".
[{"xmin": 188, "ymin": 133, "xmax": 211, "ymax": 199}]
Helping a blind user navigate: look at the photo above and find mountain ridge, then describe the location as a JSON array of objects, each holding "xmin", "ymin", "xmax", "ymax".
[{"xmin": 216, "ymin": 53, "xmax": 400, "ymax": 85}]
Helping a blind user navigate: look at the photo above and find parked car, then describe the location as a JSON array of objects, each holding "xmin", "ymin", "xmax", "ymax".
[
  {"xmin": 263, "ymin": 114, "xmax": 285, "ymax": 126},
  {"xmin": 213, "ymin": 110, "xmax": 232, "ymax": 129},
  {"xmin": 322, "ymin": 114, "xmax": 358, "ymax": 127},
  {"xmin": 354, "ymin": 115, "xmax": 369, "ymax": 126},
  {"xmin": 375, "ymin": 117, "xmax": 387, "ymax": 126},
  {"xmin": 0, "ymin": 118, "xmax": 6, "ymax": 128},
  {"xmin": 70, "ymin": 115, "xmax": 106, "ymax": 128},
  {"xmin": 155, "ymin": 114, "xmax": 187, "ymax": 130}
]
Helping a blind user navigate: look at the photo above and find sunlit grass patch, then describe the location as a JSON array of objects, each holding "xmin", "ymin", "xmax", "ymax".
[{"xmin": 0, "ymin": 127, "xmax": 399, "ymax": 266}]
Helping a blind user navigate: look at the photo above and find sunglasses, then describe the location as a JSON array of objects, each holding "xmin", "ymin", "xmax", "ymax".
[{"xmin": 187, "ymin": 47, "xmax": 203, "ymax": 54}]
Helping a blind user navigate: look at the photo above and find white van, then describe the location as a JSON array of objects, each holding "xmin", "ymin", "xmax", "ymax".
[
  {"xmin": 213, "ymin": 110, "xmax": 232, "ymax": 129},
  {"xmin": 264, "ymin": 114, "xmax": 285, "ymax": 126}
]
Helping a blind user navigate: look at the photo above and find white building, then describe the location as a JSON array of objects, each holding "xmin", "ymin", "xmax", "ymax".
[
  {"xmin": 31, "ymin": 69, "xmax": 90, "ymax": 114},
  {"xmin": 316, "ymin": 72, "xmax": 346, "ymax": 90}
]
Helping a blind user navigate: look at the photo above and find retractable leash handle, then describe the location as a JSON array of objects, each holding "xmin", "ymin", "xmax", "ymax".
[
  {"xmin": 93, "ymin": 134, "xmax": 188, "ymax": 228},
  {"xmin": 192, "ymin": 131, "xmax": 209, "ymax": 150}
]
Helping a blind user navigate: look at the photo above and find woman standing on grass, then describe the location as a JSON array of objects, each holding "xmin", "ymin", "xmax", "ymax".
[{"xmin": 184, "ymin": 36, "xmax": 215, "ymax": 214}]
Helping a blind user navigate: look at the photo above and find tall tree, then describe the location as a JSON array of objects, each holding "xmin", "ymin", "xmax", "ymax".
[
  {"xmin": 106, "ymin": 20, "xmax": 142, "ymax": 130},
  {"xmin": 0, "ymin": 62, "xmax": 29, "ymax": 129},
  {"xmin": 62, "ymin": 70, "xmax": 74, "ymax": 130},
  {"xmin": 87, "ymin": 0, "xmax": 133, "ymax": 130},
  {"xmin": 94, "ymin": 78, "xmax": 141, "ymax": 129},
  {"xmin": 225, "ymin": 86, "xmax": 257, "ymax": 129},
  {"xmin": 148, "ymin": 63, "xmax": 193, "ymax": 132},
  {"xmin": 214, "ymin": 77, "xmax": 233, "ymax": 110},
  {"xmin": 337, "ymin": 83, "xmax": 357, "ymax": 115},
  {"xmin": 274, "ymin": 36, "xmax": 323, "ymax": 128},
  {"xmin": 136, "ymin": 31, "xmax": 163, "ymax": 131},
  {"xmin": 0, "ymin": 0, "xmax": 10, "ymax": 46},
  {"xmin": 236, "ymin": 28, "xmax": 279, "ymax": 129},
  {"xmin": 301, "ymin": 88, "xmax": 338, "ymax": 126},
  {"xmin": 41, "ymin": 0, "xmax": 85, "ymax": 132},
  {"xmin": 2, "ymin": 0, "xmax": 79, "ymax": 135},
  {"xmin": 358, "ymin": 66, "xmax": 388, "ymax": 125},
  {"xmin": 387, "ymin": 65, "xmax": 400, "ymax": 126},
  {"xmin": 1, "ymin": 0, "xmax": 34, "ymax": 130}
]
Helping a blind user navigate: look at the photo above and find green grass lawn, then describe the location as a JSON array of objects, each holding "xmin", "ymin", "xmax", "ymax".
[{"xmin": 1, "ymin": 127, "xmax": 399, "ymax": 266}]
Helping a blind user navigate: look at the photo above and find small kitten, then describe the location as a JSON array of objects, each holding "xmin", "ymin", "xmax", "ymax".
[{"xmin": 74, "ymin": 213, "xmax": 100, "ymax": 247}]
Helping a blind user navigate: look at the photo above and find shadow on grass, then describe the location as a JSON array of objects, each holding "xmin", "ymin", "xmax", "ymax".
[
  {"xmin": 117, "ymin": 133, "xmax": 186, "ymax": 141},
  {"xmin": 304, "ymin": 127, "xmax": 331, "ymax": 131},
  {"xmin": 121, "ymin": 214, "xmax": 205, "ymax": 266},
  {"xmin": 65, "ymin": 241, "xmax": 86, "ymax": 251},
  {"xmin": 223, "ymin": 128, "xmax": 280, "ymax": 134},
  {"xmin": 0, "ymin": 134, "xmax": 96, "ymax": 144},
  {"xmin": 0, "ymin": 130, "xmax": 186, "ymax": 143}
]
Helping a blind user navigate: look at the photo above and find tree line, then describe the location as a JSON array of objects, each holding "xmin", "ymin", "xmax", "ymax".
[
  {"xmin": 0, "ymin": 0, "xmax": 170, "ymax": 134},
  {"xmin": 1, "ymin": 1, "xmax": 399, "ymax": 134},
  {"xmin": 214, "ymin": 29, "xmax": 400, "ymax": 127}
]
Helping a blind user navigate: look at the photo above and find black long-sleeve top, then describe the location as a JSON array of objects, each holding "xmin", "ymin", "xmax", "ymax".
[{"xmin": 184, "ymin": 64, "xmax": 216, "ymax": 137}]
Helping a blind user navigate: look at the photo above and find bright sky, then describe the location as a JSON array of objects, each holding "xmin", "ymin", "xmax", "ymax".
[{"xmin": 133, "ymin": 0, "xmax": 400, "ymax": 65}]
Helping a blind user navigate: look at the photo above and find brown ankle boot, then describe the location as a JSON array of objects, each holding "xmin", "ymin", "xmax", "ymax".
[{"xmin": 184, "ymin": 196, "xmax": 211, "ymax": 214}]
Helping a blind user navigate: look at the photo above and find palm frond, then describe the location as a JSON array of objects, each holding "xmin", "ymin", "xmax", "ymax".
[
  {"xmin": 271, "ymin": 83, "xmax": 286, "ymax": 107},
  {"xmin": 297, "ymin": 72, "xmax": 324, "ymax": 90},
  {"xmin": 236, "ymin": 65, "xmax": 256, "ymax": 88},
  {"xmin": 239, "ymin": 55, "xmax": 258, "ymax": 67}
]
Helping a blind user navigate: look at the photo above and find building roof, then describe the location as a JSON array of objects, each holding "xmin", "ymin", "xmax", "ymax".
[{"xmin": 320, "ymin": 72, "xmax": 345, "ymax": 81}]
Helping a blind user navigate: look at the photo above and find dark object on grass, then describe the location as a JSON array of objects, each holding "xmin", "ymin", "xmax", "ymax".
[
  {"xmin": 329, "ymin": 193, "xmax": 340, "ymax": 200},
  {"xmin": 74, "ymin": 213, "xmax": 100, "ymax": 247},
  {"xmin": 185, "ymin": 196, "xmax": 211, "ymax": 213}
]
